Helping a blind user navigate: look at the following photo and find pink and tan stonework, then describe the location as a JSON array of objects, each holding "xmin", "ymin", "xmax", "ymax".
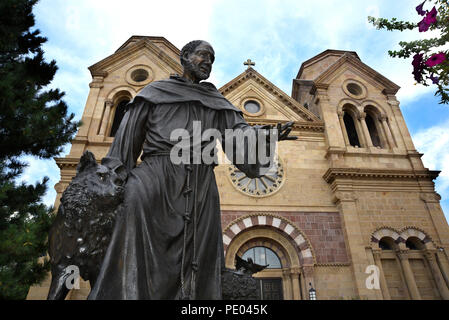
[{"xmin": 26, "ymin": 37, "xmax": 449, "ymax": 300}]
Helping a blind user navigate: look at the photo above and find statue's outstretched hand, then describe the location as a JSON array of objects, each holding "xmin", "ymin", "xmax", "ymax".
[{"xmin": 277, "ymin": 121, "xmax": 298, "ymax": 141}]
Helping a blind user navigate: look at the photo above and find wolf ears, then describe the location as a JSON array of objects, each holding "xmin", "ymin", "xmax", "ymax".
[{"xmin": 77, "ymin": 150, "xmax": 97, "ymax": 174}]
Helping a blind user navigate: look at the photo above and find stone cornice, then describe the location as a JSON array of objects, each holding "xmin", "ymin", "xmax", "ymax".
[
  {"xmin": 54, "ymin": 157, "xmax": 99, "ymax": 170},
  {"xmin": 323, "ymin": 168, "xmax": 440, "ymax": 183},
  {"xmin": 219, "ymin": 68, "xmax": 321, "ymax": 122}
]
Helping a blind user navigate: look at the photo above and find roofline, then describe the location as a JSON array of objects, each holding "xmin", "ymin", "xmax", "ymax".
[
  {"xmin": 115, "ymin": 35, "xmax": 180, "ymax": 55},
  {"xmin": 296, "ymin": 49, "xmax": 360, "ymax": 79}
]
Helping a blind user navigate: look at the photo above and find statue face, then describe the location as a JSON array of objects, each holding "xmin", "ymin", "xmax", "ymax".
[{"xmin": 183, "ymin": 41, "xmax": 215, "ymax": 82}]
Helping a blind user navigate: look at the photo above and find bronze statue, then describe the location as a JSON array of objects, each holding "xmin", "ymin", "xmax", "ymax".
[
  {"xmin": 49, "ymin": 40, "xmax": 296, "ymax": 300},
  {"xmin": 235, "ymin": 254, "xmax": 269, "ymax": 275},
  {"xmin": 47, "ymin": 151, "xmax": 125, "ymax": 300}
]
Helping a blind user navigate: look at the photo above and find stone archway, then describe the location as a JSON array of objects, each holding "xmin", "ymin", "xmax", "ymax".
[{"xmin": 223, "ymin": 213, "xmax": 316, "ymax": 300}]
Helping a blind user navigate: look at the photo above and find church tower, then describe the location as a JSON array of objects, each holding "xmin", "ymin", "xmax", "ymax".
[{"xmin": 27, "ymin": 37, "xmax": 449, "ymax": 300}]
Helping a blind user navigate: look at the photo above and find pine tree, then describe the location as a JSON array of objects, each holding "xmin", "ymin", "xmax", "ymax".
[{"xmin": 0, "ymin": 0, "xmax": 79, "ymax": 299}]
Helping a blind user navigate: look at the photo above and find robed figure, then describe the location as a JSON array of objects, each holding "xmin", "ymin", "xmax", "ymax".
[{"xmin": 88, "ymin": 41, "xmax": 294, "ymax": 300}]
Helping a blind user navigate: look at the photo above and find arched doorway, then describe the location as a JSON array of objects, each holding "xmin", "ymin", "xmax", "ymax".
[
  {"xmin": 223, "ymin": 215, "xmax": 316, "ymax": 300},
  {"xmin": 239, "ymin": 243, "xmax": 284, "ymax": 300}
]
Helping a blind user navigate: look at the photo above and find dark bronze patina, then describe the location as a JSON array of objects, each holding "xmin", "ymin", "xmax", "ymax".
[{"xmin": 47, "ymin": 40, "xmax": 296, "ymax": 300}]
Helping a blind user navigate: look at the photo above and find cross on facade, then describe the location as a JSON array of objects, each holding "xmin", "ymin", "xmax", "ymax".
[{"xmin": 244, "ymin": 59, "xmax": 255, "ymax": 69}]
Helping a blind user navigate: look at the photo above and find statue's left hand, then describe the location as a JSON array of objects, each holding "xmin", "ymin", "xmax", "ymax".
[
  {"xmin": 260, "ymin": 121, "xmax": 298, "ymax": 142},
  {"xmin": 277, "ymin": 121, "xmax": 298, "ymax": 141}
]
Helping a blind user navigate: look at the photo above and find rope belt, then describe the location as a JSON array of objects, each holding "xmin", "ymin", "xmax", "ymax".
[{"xmin": 180, "ymin": 164, "xmax": 198, "ymax": 300}]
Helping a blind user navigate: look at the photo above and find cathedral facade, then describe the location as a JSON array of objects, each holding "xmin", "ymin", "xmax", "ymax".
[{"xmin": 27, "ymin": 36, "xmax": 449, "ymax": 300}]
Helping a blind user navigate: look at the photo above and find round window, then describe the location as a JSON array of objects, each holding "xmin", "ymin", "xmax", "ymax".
[
  {"xmin": 346, "ymin": 83, "xmax": 363, "ymax": 96},
  {"xmin": 131, "ymin": 69, "xmax": 149, "ymax": 82},
  {"xmin": 244, "ymin": 100, "xmax": 261, "ymax": 114}
]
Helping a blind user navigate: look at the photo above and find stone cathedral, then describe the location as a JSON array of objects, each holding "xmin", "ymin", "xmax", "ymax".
[{"xmin": 27, "ymin": 36, "xmax": 449, "ymax": 300}]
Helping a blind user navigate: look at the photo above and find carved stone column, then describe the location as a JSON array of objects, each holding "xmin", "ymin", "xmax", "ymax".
[
  {"xmin": 300, "ymin": 271, "xmax": 307, "ymax": 300},
  {"xmin": 386, "ymin": 96, "xmax": 413, "ymax": 151},
  {"xmin": 333, "ymin": 192, "xmax": 378, "ymax": 299},
  {"xmin": 358, "ymin": 112, "xmax": 373, "ymax": 147},
  {"xmin": 436, "ymin": 250, "xmax": 449, "ymax": 288},
  {"xmin": 397, "ymin": 250, "xmax": 421, "ymax": 300},
  {"xmin": 77, "ymin": 73, "xmax": 106, "ymax": 139},
  {"xmin": 424, "ymin": 250, "xmax": 449, "ymax": 300},
  {"xmin": 98, "ymin": 99, "xmax": 113, "ymax": 136},
  {"xmin": 372, "ymin": 250, "xmax": 391, "ymax": 300},
  {"xmin": 337, "ymin": 111, "xmax": 350, "ymax": 146},
  {"xmin": 282, "ymin": 269, "xmax": 293, "ymax": 300},
  {"xmin": 379, "ymin": 114, "xmax": 395, "ymax": 149},
  {"xmin": 290, "ymin": 268, "xmax": 302, "ymax": 300}
]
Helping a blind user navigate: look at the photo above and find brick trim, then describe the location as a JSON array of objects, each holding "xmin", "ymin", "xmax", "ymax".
[{"xmin": 223, "ymin": 213, "xmax": 316, "ymax": 265}]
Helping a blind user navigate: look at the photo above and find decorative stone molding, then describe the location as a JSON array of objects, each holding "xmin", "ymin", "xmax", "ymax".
[
  {"xmin": 420, "ymin": 192, "xmax": 442, "ymax": 203},
  {"xmin": 395, "ymin": 249, "xmax": 410, "ymax": 260},
  {"xmin": 302, "ymin": 265, "xmax": 315, "ymax": 278},
  {"xmin": 315, "ymin": 263, "xmax": 351, "ymax": 267},
  {"xmin": 323, "ymin": 168, "xmax": 440, "ymax": 184},
  {"xmin": 371, "ymin": 227, "xmax": 401, "ymax": 243},
  {"xmin": 222, "ymin": 213, "xmax": 316, "ymax": 265},
  {"xmin": 332, "ymin": 191, "xmax": 358, "ymax": 204},
  {"xmin": 358, "ymin": 112, "xmax": 367, "ymax": 120},
  {"xmin": 89, "ymin": 82, "xmax": 104, "ymax": 89},
  {"xmin": 370, "ymin": 226, "xmax": 436, "ymax": 248}
]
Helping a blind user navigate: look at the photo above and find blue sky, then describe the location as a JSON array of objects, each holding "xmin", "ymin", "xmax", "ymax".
[{"xmin": 24, "ymin": 0, "xmax": 449, "ymax": 222}]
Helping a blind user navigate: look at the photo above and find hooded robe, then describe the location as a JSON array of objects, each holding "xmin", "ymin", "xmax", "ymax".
[{"xmin": 88, "ymin": 75, "xmax": 273, "ymax": 300}]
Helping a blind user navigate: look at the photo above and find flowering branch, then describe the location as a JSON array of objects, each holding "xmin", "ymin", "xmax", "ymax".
[{"xmin": 368, "ymin": 0, "xmax": 449, "ymax": 104}]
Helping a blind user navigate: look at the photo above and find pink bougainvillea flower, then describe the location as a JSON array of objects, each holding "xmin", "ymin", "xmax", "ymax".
[
  {"xmin": 425, "ymin": 52, "xmax": 446, "ymax": 67},
  {"xmin": 424, "ymin": 6, "xmax": 437, "ymax": 25},
  {"xmin": 416, "ymin": 1, "xmax": 426, "ymax": 16},
  {"xmin": 412, "ymin": 53, "xmax": 423, "ymax": 67},
  {"xmin": 412, "ymin": 53, "xmax": 424, "ymax": 82},
  {"xmin": 418, "ymin": 18, "xmax": 430, "ymax": 32},
  {"xmin": 418, "ymin": 6, "xmax": 437, "ymax": 32}
]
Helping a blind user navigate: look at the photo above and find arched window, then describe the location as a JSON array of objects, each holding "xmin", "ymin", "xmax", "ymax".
[
  {"xmin": 365, "ymin": 113, "xmax": 382, "ymax": 148},
  {"xmin": 406, "ymin": 237, "xmax": 425, "ymax": 250},
  {"xmin": 343, "ymin": 112, "xmax": 361, "ymax": 147},
  {"xmin": 242, "ymin": 246, "xmax": 282, "ymax": 269},
  {"xmin": 379, "ymin": 237, "xmax": 396, "ymax": 250},
  {"xmin": 109, "ymin": 99, "xmax": 130, "ymax": 137}
]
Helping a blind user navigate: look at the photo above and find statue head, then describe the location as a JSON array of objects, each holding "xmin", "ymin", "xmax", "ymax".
[{"xmin": 180, "ymin": 40, "xmax": 215, "ymax": 83}]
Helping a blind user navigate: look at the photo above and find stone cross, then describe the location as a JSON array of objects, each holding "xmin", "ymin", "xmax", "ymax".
[{"xmin": 244, "ymin": 59, "xmax": 255, "ymax": 69}]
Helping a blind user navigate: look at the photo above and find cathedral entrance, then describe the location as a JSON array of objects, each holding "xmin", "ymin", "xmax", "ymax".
[
  {"xmin": 223, "ymin": 217, "xmax": 314, "ymax": 300},
  {"xmin": 258, "ymin": 278, "xmax": 284, "ymax": 300}
]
